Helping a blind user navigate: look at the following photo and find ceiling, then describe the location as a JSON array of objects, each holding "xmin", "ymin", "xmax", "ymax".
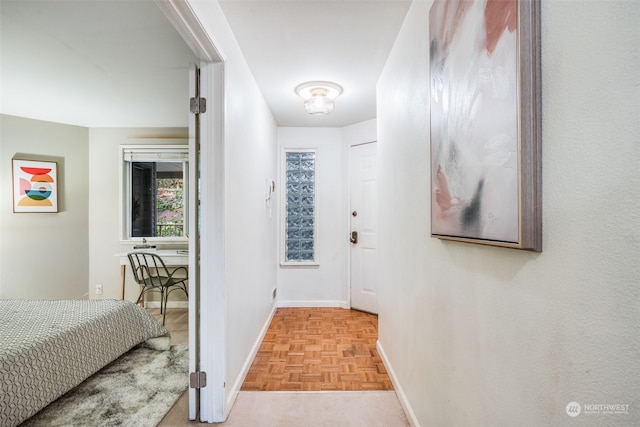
[
  {"xmin": 0, "ymin": 0, "xmax": 196, "ymax": 128},
  {"xmin": 0, "ymin": 0, "xmax": 411, "ymax": 128},
  {"xmin": 217, "ymin": 0, "xmax": 411, "ymax": 127}
]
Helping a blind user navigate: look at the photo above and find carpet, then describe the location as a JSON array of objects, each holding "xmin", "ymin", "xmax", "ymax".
[
  {"xmin": 21, "ymin": 345, "xmax": 188, "ymax": 427},
  {"xmin": 221, "ymin": 391, "xmax": 410, "ymax": 426}
]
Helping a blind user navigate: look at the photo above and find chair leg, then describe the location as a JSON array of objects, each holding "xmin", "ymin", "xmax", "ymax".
[
  {"xmin": 162, "ymin": 289, "xmax": 168, "ymax": 326},
  {"xmin": 135, "ymin": 287, "xmax": 146, "ymax": 306},
  {"xmin": 161, "ymin": 284, "xmax": 187, "ymax": 326}
]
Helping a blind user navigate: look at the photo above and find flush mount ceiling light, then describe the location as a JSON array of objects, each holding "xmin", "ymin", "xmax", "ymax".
[{"xmin": 295, "ymin": 81, "xmax": 343, "ymax": 115}]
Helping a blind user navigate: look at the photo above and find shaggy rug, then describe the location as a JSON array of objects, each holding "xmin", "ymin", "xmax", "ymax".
[{"xmin": 21, "ymin": 345, "xmax": 188, "ymax": 427}]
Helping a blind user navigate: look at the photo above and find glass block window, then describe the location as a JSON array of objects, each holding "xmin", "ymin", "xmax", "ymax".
[{"xmin": 284, "ymin": 150, "xmax": 316, "ymax": 263}]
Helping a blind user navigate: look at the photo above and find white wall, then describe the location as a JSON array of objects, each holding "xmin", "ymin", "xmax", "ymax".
[
  {"xmin": 0, "ymin": 114, "xmax": 89, "ymax": 299},
  {"xmin": 276, "ymin": 121, "xmax": 376, "ymax": 308},
  {"xmin": 87, "ymin": 128, "xmax": 188, "ymax": 302},
  {"xmin": 1, "ymin": 121, "xmax": 191, "ymax": 303},
  {"xmin": 342, "ymin": 119, "xmax": 376, "ymax": 147},
  {"xmin": 277, "ymin": 127, "xmax": 346, "ymax": 306},
  {"xmin": 377, "ymin": 1, "xmax": 640, "ymax": 426},
  {"xmin": 187, "ymin": 0, "xmax": 279, "ymax": 417}
]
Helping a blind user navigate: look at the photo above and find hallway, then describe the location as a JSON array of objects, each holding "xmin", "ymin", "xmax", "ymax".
[
  {"xmin": 157, "ymin": 308, "xmax": 408, "ymax": 426},
  {"xmin": 242, "ymin": 308, "xmax": 392, "ymax": 391}
]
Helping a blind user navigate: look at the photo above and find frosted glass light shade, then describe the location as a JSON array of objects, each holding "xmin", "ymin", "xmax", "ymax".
[
  {"xmin": 295, "ymin": 81, "xmax": 343, "ymax": 116},
  {"xmin": 304, "ymin": 93, "xmax": 334, "ymax": 115}
]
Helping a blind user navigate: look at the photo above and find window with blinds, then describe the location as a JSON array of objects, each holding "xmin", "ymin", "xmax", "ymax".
[
  {"xmin": 120, "ymin": 144, "xmax": 189, "ymax": 242},
  {"xmin": 283, "ymin": 150, "xmax": 316, "ymax": 264}
]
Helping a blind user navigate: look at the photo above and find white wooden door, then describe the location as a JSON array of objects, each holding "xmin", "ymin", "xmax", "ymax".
[
  {"xmin": 188, "ymin": 61, "xmax": 226, "ymax": 422},
  {"xmin": 350, "ymin": 142, "xmax": 378, "ymax": 314},
  {"xmin": 187, "ymin": 63, "xmax": 201, "ymax": 420},
  {"xmin": 196, "ymin": 61, "xmax": 227, "ymax": 423},
  {"xmin": 158, "ymin": 1, "xmax": 227, "ymax": 421}
]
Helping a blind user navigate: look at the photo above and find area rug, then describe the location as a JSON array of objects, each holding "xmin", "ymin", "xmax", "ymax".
[{"xmin": 22, "ymin": 345, "xmax": 188, "ymax": 427}]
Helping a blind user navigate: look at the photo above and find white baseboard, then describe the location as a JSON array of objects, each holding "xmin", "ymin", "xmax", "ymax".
[
  {"xmin": 144, "ymin": 301, "xmax": 189, "ymax": 309},
  {"xmin": 377, "ymin": 340, "xmax": 420, "ymax": 427},
  {"xmin": 278, "ymin": 300, "xmax": 349, "ymax": 309},
  {"xmin": 225, "ymin": 302, "xmax": 278, "ymax": 418}
]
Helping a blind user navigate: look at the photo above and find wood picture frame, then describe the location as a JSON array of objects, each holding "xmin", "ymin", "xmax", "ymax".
[
  {"xmin": 429, "ymin": 0, "xmax": 541, "ymax": 251},
  {"xmin": 12, "ymin": 159, "xmax": 59, "ymax": 213}
]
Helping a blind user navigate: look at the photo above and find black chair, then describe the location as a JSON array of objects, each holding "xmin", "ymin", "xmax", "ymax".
[{"xmin": 127, "ymin": 252, "xmax": 188, "ymax": 325}]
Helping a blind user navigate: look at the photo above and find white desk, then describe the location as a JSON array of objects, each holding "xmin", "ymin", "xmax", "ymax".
[{"xmin": 115, "ymin": 250, "xmax": 189, "ymax": 300}]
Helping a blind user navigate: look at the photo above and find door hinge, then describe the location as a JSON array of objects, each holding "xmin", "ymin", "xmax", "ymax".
[
  {"xmin": 190, "ymin": 97, "xmax": 207, "ymax": 114},
  {"xmin": 190, "ymin": 371, "xmax": 207, "ymax": 389}
]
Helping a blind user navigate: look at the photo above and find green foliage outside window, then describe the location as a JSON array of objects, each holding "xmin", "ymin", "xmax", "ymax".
[{"xmin": 156, "ymin": 178, "xmax": 184, "ymax": 237}]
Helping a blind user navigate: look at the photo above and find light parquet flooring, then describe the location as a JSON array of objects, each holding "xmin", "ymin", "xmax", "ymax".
[
  {"xmin": 241, "ymin": 308, "xmax": 393, "ymax": 392},
  {"xmin": 147, "ymin": 307, "xmax": 188, "ymax": 346}
]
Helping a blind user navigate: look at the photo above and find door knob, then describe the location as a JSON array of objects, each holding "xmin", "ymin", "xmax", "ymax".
[{"xmin": 350, "ymin": 231, "xmax": 358, "ymax": 244}]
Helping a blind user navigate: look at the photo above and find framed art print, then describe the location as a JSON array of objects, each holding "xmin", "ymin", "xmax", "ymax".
[
  {"xmin": 429, "ymin": 0, "xmax": 541, "ymax": 251},
  {"xmin": 12, "ymin": 159, "xmax": 59, "ymax": 213}
]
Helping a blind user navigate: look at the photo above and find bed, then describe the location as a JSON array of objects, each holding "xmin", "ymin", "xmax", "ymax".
[{"xmin": 0, "ymin": 299, "xmax": 169, "ymax": 427}]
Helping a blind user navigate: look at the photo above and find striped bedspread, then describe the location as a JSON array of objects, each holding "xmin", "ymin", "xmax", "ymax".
[{"xmin": 0, "ymin": 299, "xmax": 168, "ymax": 427}]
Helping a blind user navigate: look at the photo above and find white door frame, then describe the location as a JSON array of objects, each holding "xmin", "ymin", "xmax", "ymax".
[{"xmin": 155, "ymin": 1, "xmax": 226, "ymax": 422}]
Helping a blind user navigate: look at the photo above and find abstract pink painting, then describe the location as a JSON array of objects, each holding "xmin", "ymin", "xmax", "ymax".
[{"xmin": 430, "ymin": 0, "xmax": 542, "ymax": 251}]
